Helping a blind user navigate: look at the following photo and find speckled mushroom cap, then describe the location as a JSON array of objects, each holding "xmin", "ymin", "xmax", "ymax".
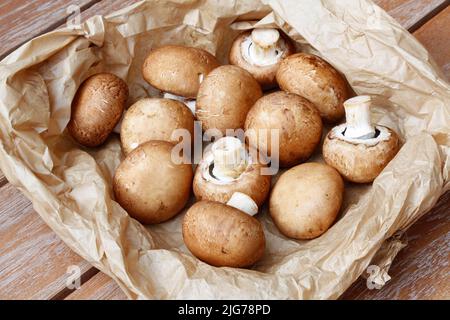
[
  {"xmin": 68, "ymin": 73, "xmax": 128, "ymax": 147},
  {"xmin": 229, "ymin": 30, "xmax": 295, "ymax": 88},
  {"xmin": 113, "ymin": 140, "xmax": 193, "ymax": 224},
  {"xmin": 245, "ymin": 91, "xmax": 323, "ymax": 167},
  {"xmin": 193, "ymin": 148, "xmax": 271, "ymax": 207},
  {"xmin": 120, "ymin": 98, "xmax": 194, "ymax": 155},
  {"xmin": 276, "ymin": 53, "xmax": 349, "ymax": 123},
  {"xmin": 270, "ymin": 162, "xmax": 344, "ymax": 240},
  {"xmin": 196, "ymin": 65, "xmax": 263, "ymax": 134},
  {"xmin": 323, "ymin": 124, "xmax": 400, "ymax": 183},
  {"xmin": 182, "ymin": 200, "xmax": 266, "ymax": 268},
  {"xmin": 142, "ymin": 45, "xmax": 220, "ymax": 98}
]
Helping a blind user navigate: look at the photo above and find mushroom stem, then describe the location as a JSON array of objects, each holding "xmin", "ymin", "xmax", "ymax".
[
  {"xmin": 227, "ymin": 192, "xmax": 258, "ymax": 216},
  {"xmin": 252, "ymin": 28, "xmax": 280, "ymax": 49},
  {"xmin": 343, "ymin": 96, "xmax": 376, "ymax": 139},
  {"xmin": 163, "ymin": 92, "xmax": 196, "ymax": 114},
  {"xmin": 245, "ymin": 28, "xmax": 283, "ymax": 67},
  {"xmin": 211, "ymin": 137, "xmax": 247, "ymax": 181}
]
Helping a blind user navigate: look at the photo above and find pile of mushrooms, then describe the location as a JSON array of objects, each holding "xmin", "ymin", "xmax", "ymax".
[{"xmin": 66, "ymin": 28, "xmax": 401, "ymax": 269}]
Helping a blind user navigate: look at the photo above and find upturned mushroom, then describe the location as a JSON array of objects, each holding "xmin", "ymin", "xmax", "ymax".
[
  {"xmin": 323, "ymin": 95, "xmax": 400, "ymax": 183},
  {"xmin": 182, "ymin": 200, "xmax": 266, "ymax": 268},
  {"xmin": 276, "ymin": 53, "xmax": 349, "ymax": 123},
  {"xmin": 270, "ymin": 163, "xmax": 344, "ymax": 240},
  {"xmin": 229, "ymin": 28, "xmax": 295, "ymax": 88},
  {"xmin": 120, "ymin": 98, "xmax": 194, "ymax": 155},
  {"xmin": 142, "ymin": 45, "xmax": 220, "ymax": 114},
  {"xmin": 245, "ymin": 91, "xmax": 323, "ymax": 167},
  {"xmin": 113, "ymin": 140, "xmax": 193, "ymax": 224},
  {"xmin": 196, "ymin": 65, "xmax": 263, "ymax": 134},
  {"xmin": 193, "ymin": 137, "xmax": 271, "ymax": 215}
]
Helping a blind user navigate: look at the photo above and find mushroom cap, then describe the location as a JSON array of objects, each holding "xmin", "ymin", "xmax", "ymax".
[
  {"xmin": 68, "ymin": 73, "xmax": 128, "ymax": 147},
  {"xmin": 245, "ymin": 91, "xmax": 323, "ymax": 167},
  {"xmin": 196, "ymin": 65, "xmax": 263, "ymax": 134},
  {"xmin": 182, "ymin": 200, "xmax": 266, "ymax": 268},
  {"xmin": 120, "ymin": 98, "xmax": 194, "ymax": 155},
  {"xmin": 323, "ymin": 125, "xmax": 400, "ymax": 183},
  {"xmin": 142, "ymin": 45, "xmax": 220, "ymax": 98},
  {"xmin": 229, "ymin": 30, "xmax": 295, "ymax": 88},
  {"xmin": 270, "ymin": 162, "xmax": 344, "ymax": 240},
  {"xmin": 193, "ymin": 150, "xmax": 271, "ymax": 207},
  {"xmin": 113, "ymin": 140, "xmax": 193, "ymax": 224},
  {"xmin": 276, "ymin": 53, "xmax": 349, "ymax": 123}
]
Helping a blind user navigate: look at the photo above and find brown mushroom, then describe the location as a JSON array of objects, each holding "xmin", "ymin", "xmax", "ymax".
[
  {"xmin": 120, "ymin": 98, "xmax": 194, "ymax": 155},
  {"xmin": 68, "ymin": 73, "xmax": 128, "ymax": 147},
  {"xmin": 196, "ymin": 65, "xmax": 263, "ymax": 134},
  {"xmin": 323, "ymin": 96, "xmax": 400, "ymax": 183},
  {"xmin": 229, "ymin": 28, "xmax": 295, "ymax": 88},
  {"xmin": 182, "ymin": 200, "xmax": 266, "ymax": 268},
  {"xmin": 270, "ymin": 162, "xmax": 344, "ymax": 240},
  {"xmin": 142, "ymin": 45, "xmax": 220, "ymax": 113},
  {"xmin": 113, "ymin": 140, "xmax": 193, "ymax": 224},
  {"xmin": 245, "ymin": 91, "xmax": 323, "ymax": 167},
  {"xmin": 276, "ymin": 53, "xmax": 349, "ymax": 123}
]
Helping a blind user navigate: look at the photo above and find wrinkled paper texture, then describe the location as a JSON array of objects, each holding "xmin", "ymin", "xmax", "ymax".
[{"xmin": 0, "ymin": 0, "xmax": 448, "ymax": 299}]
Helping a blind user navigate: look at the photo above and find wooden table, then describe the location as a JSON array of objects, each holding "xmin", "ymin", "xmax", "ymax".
[{"xmin": 0, "ymin": 0, "xmax": 449, "ymax": 300}]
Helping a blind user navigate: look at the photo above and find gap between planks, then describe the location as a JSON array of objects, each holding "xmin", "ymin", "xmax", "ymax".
[{"xmin": 0, "ymin": 0, "xmax": 448, "ymax": 300}]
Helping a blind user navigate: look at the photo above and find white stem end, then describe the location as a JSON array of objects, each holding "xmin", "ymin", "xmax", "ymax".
[
  {"xmin": 227, "ymin": 192, "xmax": 258, "ymax": 216},
  {"xmin": 163, "ymin": 92, "xmax": 196, "ymax": 114},
  {"xmin": 251, "ymin": 28, "xmax": 280, "ymax": 48},
  {"xmin": 242, "ymin": 29, "xmax": 284, "ymax": 67}
]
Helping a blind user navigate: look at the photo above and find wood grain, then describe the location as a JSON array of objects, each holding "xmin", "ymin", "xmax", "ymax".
[
  {"xmin": 0, "ymin": 183, "xmax": 92, "ymax": 300},
  {"xmin": 414, "ymin": 5, "xmax": 450, "ymax": 80},
  {"xmin": 79, "ymin": 0, "xmax": 140, "ymax": 20},
  {"xmin": 374, "ymin": 0, "xmax": 449, "ymax": 31},
  {"xmin": 65, "ymin": 272, "xmax": 128, "ymax": 300},
  {"xmin": 342, "ymin": 191, "xmax": 450, "ymax": 300},
  {"xmin": 0, "ymin": 0, "xmax": 98, "ymax": 60}
]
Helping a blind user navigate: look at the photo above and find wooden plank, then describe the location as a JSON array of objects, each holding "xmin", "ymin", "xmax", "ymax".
[
  {"xmin": 0, "ymin": 183, "xmax": 93, "ymax": 300},
  {"xmin": 79, "ymin": 0, "xmax": 140, "ymax": 20},
  {"xmin": 65, "ymin": 272, "xmax": 128, "ymax": 300},
  {"xmin": 0, "ymin": 173, "xmax": 7, "ymax": 188},
  {"xmin": 414, "ymin": 5, "xmax": 450, "ymax": 80},
  {"xmin": 0, "ymin": 0, "xmax": 99, "ymax": 60},
  {"xmin": 342, "ymin": 191, "xmax": 450, "ymax": 299},
  {"xmin": 374, "ymin": 0, "xmax": 449, "ymax": 31}
]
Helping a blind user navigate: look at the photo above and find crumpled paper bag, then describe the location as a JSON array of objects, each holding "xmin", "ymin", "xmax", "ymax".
[{"xmin": 0, "ymin": 0, "xmax": 448, "ymax": 299}]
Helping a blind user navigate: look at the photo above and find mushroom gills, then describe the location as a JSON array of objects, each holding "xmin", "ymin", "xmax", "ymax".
[
  {"xmin": 241, "ymin": 28, "xmax": 285, "ymax": 67},
  {"xmin": 163, "ymin": 92, "xmax": 197, "ymax": 114}
]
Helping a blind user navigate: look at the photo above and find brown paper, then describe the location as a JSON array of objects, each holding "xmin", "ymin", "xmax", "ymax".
[{"xmin": 0, "ymin": 0, "xmax": 448, "ymax": 299}]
